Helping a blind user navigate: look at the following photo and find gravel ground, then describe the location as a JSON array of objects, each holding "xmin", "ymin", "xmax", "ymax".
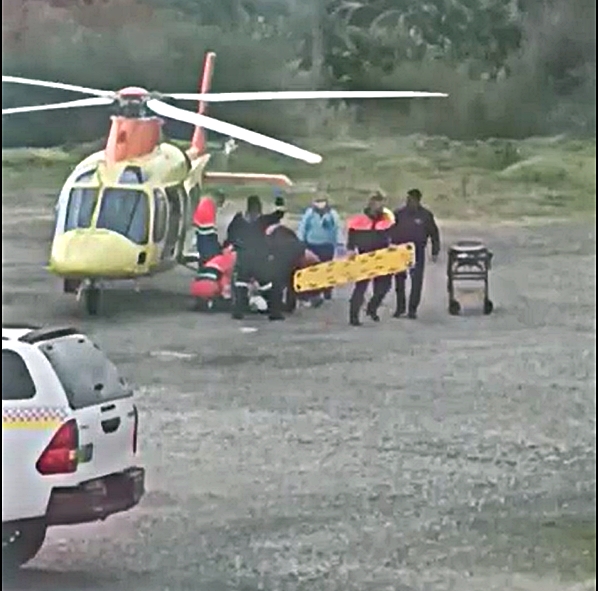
[{"xmin": 2, "ymin": 201, "xmax": 596, "ymax": 591}]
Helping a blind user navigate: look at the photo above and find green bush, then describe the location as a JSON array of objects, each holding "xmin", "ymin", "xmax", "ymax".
[
  {"xmin": 1, "ymin": 10, "xmax": 303, "ymax": 147},
  {"xmin": 1, "ymin": 0, "xmax": 595, "ymax": 147}
]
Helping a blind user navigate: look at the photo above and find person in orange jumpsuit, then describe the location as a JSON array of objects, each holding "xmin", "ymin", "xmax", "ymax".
[
  {"xmin": 192, "ymin": 190, "xmax": 226, "ymax": 267},
  {"xmin": 346, "ymin": 192, "xmax": 395, "ymax": 326},
  {"xmin": 190, "ymin": 245, "xmax": 236, "ymax": 311}
]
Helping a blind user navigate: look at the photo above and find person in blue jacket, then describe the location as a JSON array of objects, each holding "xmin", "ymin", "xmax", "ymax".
[{"xmin": 297, "ymin": 195, "xmax": 343, "ymax": 300}]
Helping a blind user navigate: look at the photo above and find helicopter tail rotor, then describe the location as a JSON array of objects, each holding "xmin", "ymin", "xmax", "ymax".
[{"xmin": 190, "ymin": 51, "xmax": 217, "ymax": 156}]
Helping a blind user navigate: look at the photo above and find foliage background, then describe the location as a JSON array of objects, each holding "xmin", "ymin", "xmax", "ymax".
[{"xmin": 1, "ymin": 0, "xmax": 596, "ymax": 147}]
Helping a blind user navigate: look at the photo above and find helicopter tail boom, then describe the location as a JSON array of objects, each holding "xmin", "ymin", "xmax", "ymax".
[
  {"xmin": 203, "ymin": 172, "xmax": 293, "ymax": 188},
  {"xmin": 190, "ymin": 51, "xmax": 217, "ymax": 155}
]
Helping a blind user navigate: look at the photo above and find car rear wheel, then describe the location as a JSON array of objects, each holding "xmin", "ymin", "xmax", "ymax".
[{"xmin": 2, "ymin": 521, "xmax": 47, "ymax": 571}]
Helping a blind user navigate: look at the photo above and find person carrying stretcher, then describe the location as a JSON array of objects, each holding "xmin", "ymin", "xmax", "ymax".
[{"xmin": 346, "ymin": 191, "xmax": 397, "ymax": 326}]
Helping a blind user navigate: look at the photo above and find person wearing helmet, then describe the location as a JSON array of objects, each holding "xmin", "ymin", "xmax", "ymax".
[{"xmin": 226, "ymin": 194, "xmax": 286, "ymax": 320}]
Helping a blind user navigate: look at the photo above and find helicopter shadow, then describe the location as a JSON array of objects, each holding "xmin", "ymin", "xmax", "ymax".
[
  {"xmin": 2, "ymin": 281, "xmax": 198, "ymax": 327},
  {"xmin": 2, "ymin": 566, "xmax": 152, "ymax": 591},
  {"xmin": 63, "ymin": 285, "xmax": 197, "ymax": 324}
]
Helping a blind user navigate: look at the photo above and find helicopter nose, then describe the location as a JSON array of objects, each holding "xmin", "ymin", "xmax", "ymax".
[{"xmin": 49, "ymin": 229, "xmax": 144, "ymax": 277}]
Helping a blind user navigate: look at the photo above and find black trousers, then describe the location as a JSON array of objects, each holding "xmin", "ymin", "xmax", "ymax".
[
  {"xmin": 350, "ymin": 275, "xmax": 392, "ymax": 318},
  {"xmin": 306, "ymin": 243, "xmax": 335, "ymax": 299},
  {"xmin": 232, "ymin": 253, "xmax": 284, "ymax": 317},
  {"xmin": 394, "ymin": 257, "xmax": 425, "ymax": 314}
]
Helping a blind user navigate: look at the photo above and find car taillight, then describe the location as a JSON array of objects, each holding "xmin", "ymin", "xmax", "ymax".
[
  {"xmin": 132, "ymin": 405, "xmax": 139, "ymax": 454},
  {"xmin": 36, "ymin": 419, "xmax": 79, "ymax": 475}
]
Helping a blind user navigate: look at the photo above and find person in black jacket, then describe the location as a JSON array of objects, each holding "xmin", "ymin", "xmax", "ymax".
[
  {"xmin": 226, "ymin": 195, "xmax": 286, "ymax": 321},
  {"xmin": 390, "ymin": 188, "xmax": 440, "ymax": 319}
]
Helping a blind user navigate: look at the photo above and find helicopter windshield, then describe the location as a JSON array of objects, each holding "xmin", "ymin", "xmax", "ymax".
[
  {"xmin": 65, "ymin": 187, "xmax": 98, "ymax": 231},
  {"xmin": 96, "ymin": 188, "xmax": 149, "ymax": 245}
]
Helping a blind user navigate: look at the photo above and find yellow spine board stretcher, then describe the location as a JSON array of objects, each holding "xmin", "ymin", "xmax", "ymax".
[{"xmin": 293, "ymin": 242, "xmax": 416, "ymax": 293}]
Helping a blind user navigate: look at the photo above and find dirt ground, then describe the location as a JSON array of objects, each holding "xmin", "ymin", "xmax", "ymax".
[{"xmin": 2, "ymin": 198, "xmax": 596, "ymax": 591}]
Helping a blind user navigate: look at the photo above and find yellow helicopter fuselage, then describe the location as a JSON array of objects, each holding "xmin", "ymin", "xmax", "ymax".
[{"xmin": 48, "ymin": 140, "xmax": 209, "ymax": 280}]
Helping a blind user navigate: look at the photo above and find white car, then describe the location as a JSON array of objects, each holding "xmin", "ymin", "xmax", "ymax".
[{"xmin": 2, "ymin": 324, "xmax": 145, "ymax": 569}]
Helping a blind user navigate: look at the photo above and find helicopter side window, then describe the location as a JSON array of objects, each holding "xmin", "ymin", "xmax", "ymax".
[
  {"xmin": 164, "ymin": 186, "xmax": 183, "ymax": 251},
  {"xmin": 65, "ymin": 187, "xmax": 98, "ymax": 231},
  {"xmin": 152, "ymin": 189, "xmax": 168, "ymax": 243},
  {"xmin": 96, "ymin": 188, "xmax": 149, "ymax": 245}
]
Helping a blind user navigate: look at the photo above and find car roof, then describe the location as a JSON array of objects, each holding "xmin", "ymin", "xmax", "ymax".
[
  {"xmin": 2, "ymin": 325, "xmax": 40, "ymax": 342},
  {"xmin": 2, "ymin": 325, "xmax": 81, "ymax": 345}
]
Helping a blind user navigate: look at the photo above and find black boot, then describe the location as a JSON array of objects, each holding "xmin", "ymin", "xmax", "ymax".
[
  {"xmin": 349, "ymin": 303, "xmax": 362, "ymax": 326},
  {"xmin": 267, "ymin": 283, "xmax": 285, "ymax": 321},
  {"xmin": 365, "ymin": 301, "xmax": 380, "ymax": 322},
  {"xmin": 350, "ymin": 313, "xmax": 362, "ymax": 326},
  {"xmin": 231, "ymin": 286, "xmax": 249, "ymax": 320},
  {"xmin": 393, "ymin": 279, "xmax": 407, "ymax": 318}
]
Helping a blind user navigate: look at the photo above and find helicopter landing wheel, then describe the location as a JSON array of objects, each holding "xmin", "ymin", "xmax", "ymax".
[{"xmin": 84, "ymin": 284, "xmax": 101, "ymax": 316}]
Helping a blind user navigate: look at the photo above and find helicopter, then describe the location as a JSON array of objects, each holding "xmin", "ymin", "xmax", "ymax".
[{"xmin": 2, "ymin": 52, "xmax": 448, "ymax": 316}]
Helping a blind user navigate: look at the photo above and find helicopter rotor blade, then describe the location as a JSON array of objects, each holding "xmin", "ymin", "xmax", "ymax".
[
  {"xmin": 2, "ymin": 96, "xmax": 114, "ymax": 116},
  {"xmin": 2, "ymin": 76, "xmax": 114, "ymax": 98},
  {"xmin": 147, "ymin": 99, "xmax": 322, "ymax": 165},
  {"xmin": 166, "ymin": 90, "xmax": 449, "ymax": 102}
]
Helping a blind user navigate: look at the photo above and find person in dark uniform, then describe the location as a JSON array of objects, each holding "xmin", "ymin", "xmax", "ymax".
[
  {"xmin": 265, "ymin": 224, "xmax": 310, "ymax": 313},
  {"xmin": 346, "ymin": 192, "xmax": 396, "ymax": 326},
  {"xmin": 225, "ymin": 195, "xmax": 286, "ymax": 321},
  {"xmin": 390, "ymin": 188, "xmax": 440, "ymax": 319}
]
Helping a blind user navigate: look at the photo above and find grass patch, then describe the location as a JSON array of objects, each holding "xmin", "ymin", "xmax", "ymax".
[{"xmin": 2, "ymin": 135, "xmax": 595, "ymax": 220}]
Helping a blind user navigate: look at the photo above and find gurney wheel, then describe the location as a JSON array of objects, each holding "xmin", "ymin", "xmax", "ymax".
[
  {"xmin": 483, "ymin": 299, "xmax": 494, "ymax": 315},
  {"xmin": 448, "ymin": 299, "xmax": 461, "ymax": 316}
]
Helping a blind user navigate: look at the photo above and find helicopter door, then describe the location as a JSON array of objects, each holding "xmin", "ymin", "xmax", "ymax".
[
  {"xmin": 163, "ymin": 185, "xmax": 183, "ymax": 259},
  {"xmin": 152, "ymin": 189, "xmax": 169, "ymax": 261}
]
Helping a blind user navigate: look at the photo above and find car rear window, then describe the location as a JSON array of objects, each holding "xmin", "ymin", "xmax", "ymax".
[
  {"xmin": 2, "ymin": 349, "xmax": 36, "ymax": 400},
  {"xmin": 39, "ymin": 336, "xmax": 132, "ymax": 410}
]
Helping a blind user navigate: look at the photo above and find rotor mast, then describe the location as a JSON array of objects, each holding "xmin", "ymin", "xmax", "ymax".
[{"xmin": 104, "ymin": 87, "xmax": 162, "ymax": 165}]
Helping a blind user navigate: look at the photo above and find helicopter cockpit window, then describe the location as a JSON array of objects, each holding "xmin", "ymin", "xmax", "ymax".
[
  {"xmin": 74, "ymin": 169, "xmax": 96, "ymax": 184},
  {"xmin": 65, "ymin": 187, "xmax": 98, "ymax": 231},
  {"xmin": 118, "ymin": 166, "xmax": 147, "ymax": 184},
  {"xmin": 96, "ymin": 188, "xmax": 149, "ymax": 245}
]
